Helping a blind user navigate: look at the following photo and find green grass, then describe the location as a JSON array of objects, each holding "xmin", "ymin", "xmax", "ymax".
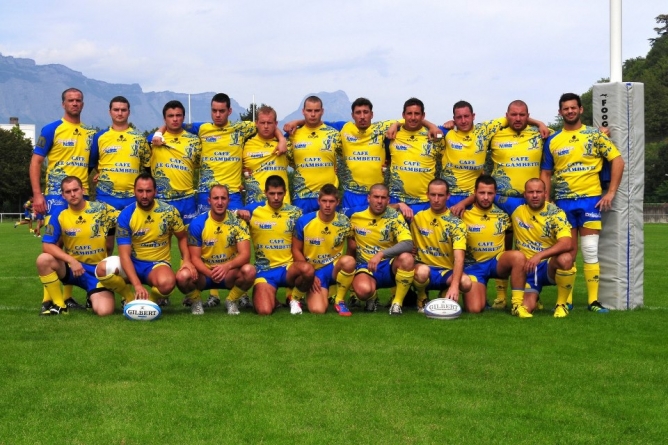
[{"xmin": 1, "ymin": 222, "xmax": 667, "ymax": 444}]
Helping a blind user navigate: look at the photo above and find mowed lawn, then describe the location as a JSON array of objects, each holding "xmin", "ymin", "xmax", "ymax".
[{"xmin": 0, "ymin": 222, "xmax": 666, "ymax": 444}]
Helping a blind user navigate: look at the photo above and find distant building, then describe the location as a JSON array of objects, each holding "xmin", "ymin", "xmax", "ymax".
[{"xmin": 0, "ymin": 117, "xmax": 36, "ymax": 146}]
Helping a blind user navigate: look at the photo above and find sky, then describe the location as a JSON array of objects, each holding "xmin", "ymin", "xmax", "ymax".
[{"xmin": 0, "ymin": 0, "xmax": 664, "ymax": 125}]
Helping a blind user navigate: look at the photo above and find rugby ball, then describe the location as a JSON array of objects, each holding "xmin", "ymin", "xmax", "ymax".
[
  {"xmin": 424, "ymin": 298, "xmax": 462, "ymax": 320},
  {"xmin": 123, "ymin": 300, "xmax": 162, "ymax": 321}
]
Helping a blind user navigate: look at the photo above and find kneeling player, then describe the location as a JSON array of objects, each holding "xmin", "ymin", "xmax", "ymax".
[
  {"xmin": 176, "ymin": 185, "xmax": 256, "ymax": 315},
  {"xmin": 349, "ymin": 184, "xmax": 415, "ymax": 315},
  {"xmin": 293, "ymin": 184, "xmax": 356, "ymax": 315},
  {"xmin": 36, "ymin": 176, "xmax": 118, "ymax": 316}
]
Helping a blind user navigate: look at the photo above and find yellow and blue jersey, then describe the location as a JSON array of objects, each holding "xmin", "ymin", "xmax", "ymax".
[
  {"xmin": 542, "ymin": 125, "xmax": 622, "ymax": 199},
  {"xmin": 350, "ymin": 207, "xmax": 412, "ymax": 264},
  {"xmin": 43, "ymin": 201, "xmax": 119, "ymax": 265},
  {"xmin": 411, "ymin": 208, "xmax": 467, "ymax": 270},
  {"xmin": 116, "ymin": 200, "xmax": 185, "ymax": 263},
  {"xmin": 288, "ymin": 125, "xmax": 341, "ymax": 199},
  {"xmin": 461, "ymin": 204, "xmax": 509, "ymax": 266},
  {"xmin": 91, "ymin": 127, "xmax": 151, "ymax": 199},
  {"xmin": 511, "ymin": 202, "xmax": 572, "ymax": 259},
  {"xmin": 34, "ymin": 119, "xmax": 96, "ymax": 195},
  {"xmin": 294, "ymin": 211, "xmax": 352, "ymax": 270},
  {"xmin": 246, "ymin": 202, "xmax": 302, "ymax": 271},
  {"xmin": 186, "ymin": 121, "xmax": 256, "ymax": 195},
  {"xmin": 441, "ymin": 118, "xmax": 506, "ymax": 196},
  {"xmin": 242, "ymin": 135, "xmax": 291, "ymax": 204},
  {"xmin": 187, "ymin": 210, "xmax": 250, "ymax": 268},
  {"xmin": 388, "ymin": 127, "xmax": 443, "ymax": 204},
  {"xmin": 149, "ymin": 130, "xmax": 202, "ymax": 200},
  {"xmin": 490, "ymin": 126, "xmax": 546, "ymax": 197}
]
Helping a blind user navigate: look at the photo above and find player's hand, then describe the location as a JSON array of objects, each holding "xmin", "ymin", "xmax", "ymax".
[
  {"xmin": 69, "ymin": 260, "xmax": 84, "ymax": 277},
  {"xmin": 236, "ymin": 210, "xmax": 251, "ymax": 221},
  {"xmin": 428, "ymin": 128, "xmax": 444, "ymax": 140},
  {"xmin": 274, "ymin": 139, "xmax": 287, "ymax": 156},
  {"xmin": 385, "ymin": 123, "xmax": 400, "ymax": 140},
  {"xmin": 283, "ymin": 122, "xmax": 297, "ymax": 135},
  {"xmin": 397, "ymin": 202, "xmax": 413, "ymax": 220},
  {"xmin": 595, "ymin": 192, "xmax": 616, "ymax": 212},
  {"xmin": 524, "ymin": 256, "xmax": 541, "ymax": 274},
  {"xmin": 33, "ymin": 194, "xmax": 46, "ymax": 214},
  {"xmin": 444, "ymin": 286, "xmax": 460, "ymax": 302},
  {"xmin": 443, "ymin": 120, "xmax": 455, "ymax": 130},
  {"xmin": 242, "ymin": 167, "xmax": 252, "ymax": 179},
  {"xmin": 92, "ymin": 173, "xmax": 99, "ymax": 183},
  {"xmin": 180, "ymin": 261, "xmax": 198, "ymax": 281},
  {"xmin": 133, "ymin": 284, "xmax": 149, "ymax": 300},
  {"xmin": 367, "ymin": 252, "xmax": 384, "ymax": 273},
  {"xmin": 599, "ymin": 126, "xmax": 611, "ymax": 137},
  {"xmin": 449, "ymin": 202, "xmax": 466, "ymax": 218},
  {"xmin": 310, "ymin": 276, "xmax": 322, "ymax": 294},
  {"xmin": 210, "ymin": 263, "xmax": 231, "ymax": 283},
  {"xmin": 538, "ymin": 123, "xmax": 551, "ymax": 139},
  {"xmin": 151, "ymin": 132, "xmax": 165, "ymax": 146}
]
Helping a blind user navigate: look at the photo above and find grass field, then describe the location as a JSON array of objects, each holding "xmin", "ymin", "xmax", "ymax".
[{"xmin": 1, "ymin": 222, "xmax": 667, "ymax": 444}]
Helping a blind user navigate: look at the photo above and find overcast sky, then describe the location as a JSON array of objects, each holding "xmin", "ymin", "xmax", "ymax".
[{"xmin": 1, "ymin": 0, "xmax": 664, "ymax": 124}]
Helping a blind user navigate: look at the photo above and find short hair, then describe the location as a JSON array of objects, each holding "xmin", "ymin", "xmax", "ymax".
[
  {"xmin": 475, "ymin": 174, "xmax": 497, "ymax": 191},
  {"xmin": 61, "ymin": 88, "xmax": 83, "ymax": 102},
  {"xmin": 428, "ymin": 178, "xmax": 449, "ymax": 194},
  {"xmin": 559, "ymin": 93, "xmax": 582, "ymax": 108},
  {"xmin": 507, "ymin": 100, "xmax": 528, "ymax": 112},
  {"xmin": 162, "ymin": 100, "xmax": 185, "ymax": 118},
  {"xmin": 134, "ymin": 172, "xmax": 157, "ymax": 189},
  {"xmin": 318, "ymin": 184, "xmax": 339, "ymax": 199},
  {"xmin": 403, "ymin": 97, "xmax": 424, "ymax": 114},
  {"xmin": 256, "ymin": 105, "xmax": 277, "ymax": 121},
  {"xmin": 109, "ymin": 96, "xmax": 130, "ymax": 110},
  {"xmin": 453, "ymin": 100, "xmax": 473, "ymax": 115},
  {"xmin": 303, "ymin": 96, "xmax": 323, "ymax": 109},
  {"xmin": 209, "ymin": 184, "xmax": 229, "ymax": 197},
  {"xmin": 61, "ymin": 175, "xmax": 83, "ymax": 191},
  {"xmin": 265, "ymin": 175, "xmax": 286, "ymax": 191},
  {"xmin": 369, "ymin": 183, "xmax": 389, "ymax": 195},
  {"xmin": 351, "ymin": 97, "xmax": 373, "ymax": 112},
  {"xmin": 525, "ymin": 178, "xmax": 546, "ymax": 190},
  {"xmin": 211, "ymin": 93, "xmax": 231, "ymax": 108}
]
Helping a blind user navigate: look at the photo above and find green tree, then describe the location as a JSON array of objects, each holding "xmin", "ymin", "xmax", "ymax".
[
  {"xmin": 239, "ymin": 103, "xmax": 268, "ymax": 122},
  {"xmin": 0, "ymin": 125, "xmax": 33, "ymax": 212}
]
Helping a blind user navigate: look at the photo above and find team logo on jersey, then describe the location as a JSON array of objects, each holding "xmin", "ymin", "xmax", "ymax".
[
  {"xmin": 205, "ymin": 136, "xmax": 220, "ymax": 143},
  {"xmin": 36, "ymin": 136, "xmax": 46, "ymax": 148},
  {"xmin": 408, "ymin": 135, "xmax": 416, "ymax": 142},
  {"xmin": 145, "ymin": 215, "xmax": 154, "ymax": 223},
  {"xmin": 467, "ymin": 224, "xmax": 485, "ymax": 233},
  {"xmin": 321, "ymin": 226, "xmax": 330, "ymax": 235},
  {"xmin": 354, "ymin": 227, "xmax": 371, "ymax": 236},
  {"xmin": 417, "ymin": 226, "xmax": 433, "ymax": 236},
  {"xmin": 105, "ymin": 145, "xmax": 120, "ymax": 154},
  {"xmin": 515, "ymin": 218, "xmax": 532, "ymax": 230},
  {"xmin": 73, "ymin": 129, "xmax": 82, "ymax": 136},
  {"xmin": 308, "ymin": 132, "xmax": 319, "ymax": 139},
  {"xmin": 429, "ymin": 218, "xmax": 439, "ymax": 227},
  {"xmin": 64, "ymin": 228, "xmax": 81, "ymax": 236},
  {"xmin": 368, "ymin": 219, "xmax": 377, "ymax": 227},
  {"xmin": 272, "ymin": 212, "xmax": 282, "ymax": 219},
  {"xmin": 480, "ymin": 214, "xmax": 490, "ymax": 221},
  {"xmin": 569, "ymin": 135, "xmax": 579, "ymax": 142},
  {"xmin": 255, "ymin": 221, "xmax": 277, "ymax": 230},
  {"xmin": 75, "ymin": 216, "xmax": 87, "ymax": 224},
  {"xmin": 556, "ymin": 147, "xmax": 572, "ymax": 157},
  {"xmin": 305, "ymin": 236, "xmax": 325, "ymax": 245},
  {"xmin": 463, "ymin": 135, "xmax": 472, "ymax": 142},
  {"xmin": 117, "ymin": 135, "xmax": 127, "ymax": 142},
  {"xmin": 263, "ymin": 142, "xmax": 274, "ymax": 149},
  {"xmin": 167, "ymin": 138, "xmax": 181, "ymax": 145}
]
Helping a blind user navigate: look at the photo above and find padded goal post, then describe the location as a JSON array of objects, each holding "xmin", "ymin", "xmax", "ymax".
[{"xmin": 592, "ymin": 82, "xmax": 644, "ymax": 309}]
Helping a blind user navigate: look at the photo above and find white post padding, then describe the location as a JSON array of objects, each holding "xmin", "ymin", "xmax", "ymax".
[{"xmin": 592, "ymin": 82, "xmax": 644, "ymax": 309}]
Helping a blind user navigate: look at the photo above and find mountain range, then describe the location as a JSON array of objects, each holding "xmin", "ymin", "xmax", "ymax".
[{"xmin": 0, "ymin": 53, "xmax": 353, "ymax": 134}]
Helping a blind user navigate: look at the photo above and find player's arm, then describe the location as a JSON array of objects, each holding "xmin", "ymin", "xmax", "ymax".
[
  {"xmin": 524, "ymin": 236, "xmax": 571, "ymax": 273},
  {"xmin": 42, "ymin": 241, "xmax": 84, "ymax": 277},
  {"xmin": 347, "ymin": 236, "xmax": 357, "ymax": 261},
  {"xmin": 527, "ymin": 117, "xmax": 550, "ymax": 138},
  {"xmin": 283, "ymin": 119, "xmax": 305, "ymax": 135},
  {"xmin": 118, "ymin": 244, "xmax": 148, "ymax": 299},
  {"xmin": 421, "ymin": 118, "xmax": 444, "ymax": 140},
  {"xmin": 540, "ymin": 169, "xmax": 553, "ymax": 201},
  {"xmin": 369, "ymin": 240, "xmax": 414, "ymax": 272},
  {"xmin": 210, "ymin": 240, "xmax": 252, "ymax": 283},
  {"xmin": 175, "ymin": 229, "xmax": 197, "ymax": 279},
  {"xmin": 389, "ymin": 202, "xmax": 414, "ymax": 220},
  {"xmin": 274, "ymin": 128, "xmax": 288, "ymax": 155},
  {"xmin": 445, "ymin": 249, "xmax": 466, "ymax": 301},
  {"xmin": 597, "ymin": 156, "xmax": 625, "ymax": 211},
  {"xmin": 29, "ymin": 154, "xmax": 46, "ymax": 214},
  {"xmin": 292, "ymin": 237, "xmax": 307, "ymax": 263},
  {"xmin": 188, "ymin": 245, "xmax": 211, "ymax": 278},
  {"xmin": 449, "ymin": 196, "xmax": 475, "ymax": 218}
]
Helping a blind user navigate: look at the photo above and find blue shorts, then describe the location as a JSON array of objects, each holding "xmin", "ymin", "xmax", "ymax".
[
  {"xmin": 314, "ymin": 262, "xmax": 336, "ymax": 290},
  {"xmin": 555, "ymin": 197, "xmax": 601, "ymax": 230},
  {"xmin": 494, "ymin": 195, "xmax": 525, "ymax": 216},
  {"xmin": 131, "ymin": 258, "xmax": 172, "ymax": 284},
  {"xmin": 96, "ymin": 193, "xmax": 134, "ymax": 211},
  {"xmin": 62, "ymin": 262, "xmax": 104, "ymax": 295},
  {"xmin": 355, "ymin": 259, "xmax": 395, "ymax": 289},
  {"xmin": 292, "ymin": 197, "xmax": 319, "ymax": 214},
  {"xmin": 23, "ymin": 210, "xmax": 31, "ymax": 220},
  {"xmin": 342, "ymin": 191, "xmax": 368, "ymax": 217},
  {"xmin": 197, "ymin": 191, "xmax": 244, "ymax": 214},
  {"xmin": 164, "ymin": 196, "xmax": 197, "ymax": 225},
  {"xmin": 447, "ymin": 194, "xmax": 469, "ymax": 208},
  {"xmin": 525, "ymin": 260, "xmax": 554, "ymax": 294},
  {"xmin": 255, "ymin": 265, "xmax": 289, "ymax": 289},
  {"xmin": 202, "ymin": 276, "xmax": 234, "ymax": 291},
  {"xmin": 422, "ymin": 265, "xmax": 454, "ymax": 290},
  {"xmin": 389, "ymin": 197, "xmax": 430, "ymax": 218},
  {"xmin": 464, "ymin": 257, "xmax": 501, "ymax": 286}
]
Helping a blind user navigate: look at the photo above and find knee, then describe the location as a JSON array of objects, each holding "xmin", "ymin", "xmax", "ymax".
[
  {"xmin": 556, "ymin": 253, "xmax": 574, "ymax": 270},
  {"xmin": 339, "ymin": 256, "xmax": 356, "ymax": 273},
  {"xmin": 240, "ymin": 264, "xmax": 256, "ymax": 281},
  {"xmin": 413, "ymin": 264, "xmax": 429, "ymax": 282},
  {"xmin": 460, "ymin": 274, "xmax": 472, "ymax": 293},
  {"xmin": 175, "ymin": 269, "xmax": 193, "ymax": 289},
  {"xmin": 396, "ymin": 252, "xmax": 414, "ymax": 270},
  {"xmin": 35, "ymin": 253, "xmax": 54, "ymax": 269}
]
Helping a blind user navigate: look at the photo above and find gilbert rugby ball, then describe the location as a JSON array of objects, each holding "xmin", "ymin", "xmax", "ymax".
[
  {"xmin": 123, "ymin": 300, "xmax": 162, "ymax": 321},
  {"xmin": 424, "ymin": 298, "xmax": 462, "ymax": 320}
]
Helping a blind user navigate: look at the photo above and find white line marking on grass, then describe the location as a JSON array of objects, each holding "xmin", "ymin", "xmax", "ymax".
[
  {"xmin": 644, "ymin": 306, "xmax": 668, "ymax": 310},
  {"xmin": 0, "ymin": 306, "xmax": 33, "ymax": 311},
  {"xmin": 0, "ymin": 277, "xmax": 37, "ymax": 280}
]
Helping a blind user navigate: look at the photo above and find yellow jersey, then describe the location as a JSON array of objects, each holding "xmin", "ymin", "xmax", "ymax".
[
  {"xmin": 187, "ymin": 210, "xmax": 250, "ymax": 268},
  {"xmin": 460, "ymin": 204, "xmax": 509, "ymax": 266},
  {"xmin": 150, "ymin": 130, "xmax": 202, "ymax": 200},
  {"xmin": 411, "ymin": 208, "xmax": 467, "ymax": 270},
  {"xmin": 350, "ymin": 207, "xmax": 412, "ymax": 264},
  {"xmin": 294, "ymin": 211, "xmax": 352, "ymax": 269},
  {"xmin": 246, "ymin": 202, "xmax": 302, "ymax": 271},
  {"xmin": 511, "ymin": 202, "xmax": 572, "ymax": 259},
  {"xmin": 490, "ymin": 126, "xmax": 545, "ymax": 197},
  {"xmin": 288, "ymin": 124, "xmax": 341, "ymax": 199},
  {"xmin": 242, "ymin": 135, "xmax": 291, "ymax": 204}
]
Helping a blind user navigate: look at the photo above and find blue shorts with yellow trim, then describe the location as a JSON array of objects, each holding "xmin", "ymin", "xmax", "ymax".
[
  {"xmin": 254, "ymin": 264, "xmax": 290, "ymax": 289},
  {"xmin": 96, "ymin": 193, "xmax": 134, "ymax": 211},
  {"xmin": 342, "ymin": 191, "xmax": 368, "ymax": 217},
  {"xmin": 388, "ymin": 197, "xmax": 429, "ymax": 219},
  {"xmin": 164, "ymin": 196, "xmax": 197, "ymax": 225},
  {"xmin": 131, "ymin": 258, "xmax": 172, "ymax": 284},
  {"xmin": 555, "ymin": 196, "xmax": 601, "ymax": 230},
  {"xmin": 494, "ymin": 195, "xmax": 525, "ymax": 216},
  {"xmin": 525, "ymin": 260, "xmax": 554, "ymax": 294},
  {"xmin": 464, "ymin": 257, "xmax": 502, "ymax": 286},
  {"xmin": 197, "ymin": 191, "xmax": 244, "ymax": 214},
  {"xmin": 292, "ymin": 197, "xmax": 319, "ymax": 214},
  {"xmin": 314, "ymin": 262, "xmax": 336, "ymax": 290},
  {"xmin": 422, "ymin": 265, "xmax": 454, "ymax": 290},
  {"xmin": 446, "ymin": 194, "xmax": 469, "ymax": 208},
  {"xmin": 355, "ymin": 259, "xmax": 395, "ymax": 288},
  {"xmin": 202, "ymin": 276, "xmax": 234, "ymax": 291},
  {"xmin": 62, "ymin": 262, "xmax": 105, "ymax": 296}
]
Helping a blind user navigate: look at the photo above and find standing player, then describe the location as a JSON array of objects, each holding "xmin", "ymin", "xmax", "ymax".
[
  {"xmin": 36, "ymin": 176, "xmax": 118, "ymax": 316},
  {"xmin": 240, "ymin": 175, "xmax": 314, "ymax": 315},
  {"xmin": 96, "ymin": 173, "xmax": 196, "ymax": 307},
  {"xmin": 287, "ymin": 96, "xmax": 342, "ymax": 213},
  {"xmin": 348, "ymin": 184, "xmax": 415, "ymax": 315},
  {"xmin": 512, "ymin": 179, "xmax": 575, "ymax": 318},
  {"xmin": 29, "ymin": 88, "xmax": 96, "ymax": 312},
  {"xmin": 541, "ymin": 93, "xmax": 625, "ymax": 313},
  {"xmin": 293, "ymin": 184, "xmax": 356, "ymax": 315},
  {"xmin": 14, "ymin": 197, "xmax": 34, "ymax": 232},
  {"xmin": 461, "ymin": 175, "xmax": 527, "ymax": 313},
  {"xmin": 411, "ymin": 179, "xmax": 471, "ymax": 312},
  {"xmin": 176, "ymin": 185, "xmax": 256, "ymax": 315}
]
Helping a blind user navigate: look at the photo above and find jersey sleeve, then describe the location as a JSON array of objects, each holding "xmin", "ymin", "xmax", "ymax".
[
  {"xmin": 394, "ymin": 214, "xmax": 413, "ymax": 243},
  {"xmin": 115, "ymin": 206, "xmax": 133, "ymax": 246},
  {"xmin": 451, "ymin": 221, "xmax": 468, "ymax": 251},
  {"xmin": 541, "ymin": 133, "xmax": 558, "ymax": 170},
  {"xmin": 325, "ymin": 121, "xmax": 347, "ymax": 132},
  {"xmin": 168, "ymin": 206, "xmax": 186, "ymax": 234},
  {"xmin": 33, "ymin": 121, "xmax": 60, "ymax": 157},
  {"xmin": 293, "ymin": 214, "xmax": 309, "ymax": 242},
  {"xmin": 184, "ymin": 122, "xmax": 204, "ymax": 135},
  {"xmin": 89, "ymin": 129, "xmax": 105, "ymax": 169},
  {"xmin": 42, "ymin": 207, "xmax": 65, "ymax": 244},
  {"xmin": 187, "ymin": 215, "xmax": 205, "ymax": 247}
]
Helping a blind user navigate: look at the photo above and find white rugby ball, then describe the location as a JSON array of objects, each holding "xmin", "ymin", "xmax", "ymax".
[
  {"xmin": 123, "ymin": 300, "xmax": 162, "ymax": 321},
  {"xmin": 424, "ymin": 298, "xmax": 462, "ymax": 320}
]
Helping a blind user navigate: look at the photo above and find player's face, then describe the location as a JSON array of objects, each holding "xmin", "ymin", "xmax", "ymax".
[
  {"xmin": 208, "ymin": 188, "xmax": 229, "ymax": 216},
  {"xmin": 367, "ymin": 188, "xmax": 389, "ymax": 216},
  {"xmin": 318, "ymin": 194, "xmax": 339, "ymax": 219},
  {"xmin": 256, "ymin": 113, "xmax": 277, "ymax": 139},
  {"xmin": 474, "ymin": 183, "xmax": 496, "ymax": 210},
  {"xmin": 109, "ymin": 102, "xmax": 130, "ymax": 126},
  {"xmin": 211, "ymin": 101, "xmax": 232, "ymax": 126},
  {"xmin": 61, "ymin": 181, "xmax": 84, "ymax": 209},
  {"xmin": 506, "ymin": 104, "xmax": 529, "ymax": 132},
  {"xmin": 62, "ymin": 91, "xmax": 84, "ymax": 119},
  {"xmin": 453, "ymin": 106, "xmax": 474, "ymax": 132},
  {"xmin": 302, "ymin": 100, "xmax": 324, "ymax": 127},
  {"xmin": 524, "ymin": 181, "xmax": 546, "ymax": 210},
  {"xmin": 265, "ymin": 186, "xmax": 286, "ymax": 210},
  {"xmin": 558, "ymin": 99, "xmax": 583, "ymax": 126},
  {"xmin": 135, "ymin": 179, "xmax": 156, "ymax": 210},
  {"xmin": 164, "ymin": 108, "xmax": 185, "ymax": 132},
  {"xmin": 427, "ymin": 183, "xmax": 449, "ymax": 213},
  {"xmin": 402, "ymin": 105, "xmax": 425, "ymax": 132},
  {"xmin": 352, "ymin": 105, "xmax": 373, "ymax": 130}
]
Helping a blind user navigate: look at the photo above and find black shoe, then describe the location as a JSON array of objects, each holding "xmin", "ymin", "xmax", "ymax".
[
  {"xmin": 64, "ymin": 297, "xmax": 86, "ymax": 310},
  {"xmin": 86, "ymin": 296, "xmax": 93, "ymax": 311},
  {"xmin": 40, "ymin": 301, "xmax": 53, "ymax": 316},
  {"xmin": 43, "ymin": 305, "xmax": 69, "ymax": 316}
]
